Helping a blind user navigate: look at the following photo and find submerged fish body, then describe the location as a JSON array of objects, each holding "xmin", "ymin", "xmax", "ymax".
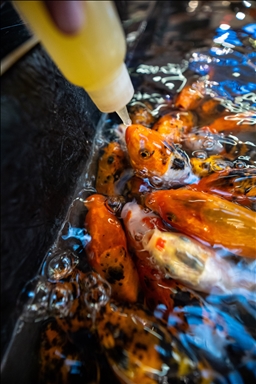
[
  {"xmin": 125, "ymin": 124, "xmax": 194, "ymax": 187},
  {"xmin": 152, "ymin": 110, "xmax": 196, "ymax": 143},
  {"xmin": 84, "ymin": 194, "xmax": 139, "ymax": 303},
  {"xmin": 145, "ymin": 189, "xmax": 256, "ymax": 258},
  {"xmin": 142, "ymin": 228, "xmax": 255, "ymax": 294},
  {"xmin": 190, "ymin": 168, "xmax": 256, "ymax": 210},
  {"xmin": 96, "ymin": 141, "xmax": 129, "ymax": 196},
  {"xmin": 208, "ymin": 112, "xmax": 256, "ymax": 133},
  {"xmin": 96, "ymin": 301, "xmax": 212, "ymax": 384}
]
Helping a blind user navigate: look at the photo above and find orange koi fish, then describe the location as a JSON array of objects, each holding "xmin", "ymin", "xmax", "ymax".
[
  {"xmin": 97, "ymin": 301, "xmax": 212, "ymax": 384},
  {"xmin": 84, "ymin": 194, "xmax": 139, "ymax": 302},
  {"xmin": 195, "ymin": 98, "xmax": 228, "ymax": 125},
  {"xmin": 96, "ymin": 141, "xmax": 128, "ymax": 196},
  {"xmin": 129, "ymin": 101, "xmax": 156, "ymax": 127},
  {"xmin": 208, "ymin": 112, "xmax": 256, "ymax": 134},
  {"xmin": 145, "ymin": 189, "xmax": 256, "ymax": 258},
  {"xmin": 56, "ymin": 271, "xmax": 213, "ymax": 384},
  {"xmin": 142, "ymin": 228, "xmax": 255, "ymax": 294},
  {"xmin": 174, "ymin": 83, "xmax": 204, "ymax": 110},
  {"xmin": 39, "ymin": 320, "xmax": 90, "ymax": 384},
  {"xmin": 125, "ymin": 124, "xmax": 194, "ymax": 187},
  {"xmin": 152, "ymin": 111, "xmax": 197, "ymax": 143},
  {"xmin": 190, "ymin": 168, "xmax": 256, "ymax": 210}
]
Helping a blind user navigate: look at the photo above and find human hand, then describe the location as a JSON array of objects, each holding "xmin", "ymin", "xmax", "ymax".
[{"xmin": 44, "ymin": 1, "xmax": 85, "ymax": 34}]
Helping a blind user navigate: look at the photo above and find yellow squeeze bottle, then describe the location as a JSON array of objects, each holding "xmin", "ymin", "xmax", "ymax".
[{"xmin": 13, "ymin": 1, "xmax": 133, "ymax": 125}]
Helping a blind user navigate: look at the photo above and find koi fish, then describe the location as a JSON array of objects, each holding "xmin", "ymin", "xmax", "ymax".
[
  {"xmin": 129, "ymin": 101, "xmax": 156, "ymax": 127},
  {"xmin": 125, "ymin": 124, "xmax": 194, "ymax": 187},
  {"xmin": 174, "ymin": 83, "xmax": 204, "ymax": 110},
  {"xmin": 190, "ymin": 168, "xmax": 256, "ymax": 210},
  {"xmin": 145, "ymin": 189, "xmax": 256, "ymax": 258},
  {"xmin": 195, "ymin": 98, "xmax": 228, "ymax": 125},
  {"xmin": 55, "ymin": 271, "xmax": 213, "ymax": 384},
  {"xmin": 39, "ymin": 320, "xmax": 90, "ymax": 384},
  {"xmin": 152, "ymin": 111, "xmax": 197, "ymax": 143},
  {"xmin": 142, "ymin": 228, "xmax": 256, "ymax": 294},
  {"xmin": 208, "ymin": 112, "xmax": 256, "ymax": 134},
  {"xmin": 183, "ymin": 130, "xmax": 256, "ymax": 164},
  {"xmin": 97, "ymin": 301, "xmax": 213, "ymax": 384},
  {"xmin": 190, "ymin": 154, "xmax": 234, "ymax": 178},
  {"xmin": 121, "ymin": 202, "xmax": 198, "ymax": 312},
  {"xmin": 96, "ymin": 141, "xmax": 129, "ymax": 196},
  {"xmin": 84, "ymin": 194, "xmax": 139, "ymax": 302}
]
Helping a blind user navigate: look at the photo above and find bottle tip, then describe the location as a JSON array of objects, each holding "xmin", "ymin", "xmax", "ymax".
[{"xmin": 116, "ymin": 106, "xmax": 131, "ymax": 127}]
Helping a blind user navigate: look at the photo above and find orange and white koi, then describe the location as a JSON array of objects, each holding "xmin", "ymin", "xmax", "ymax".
[
  {"xmin": 84, "ymin": 194, "xmax": 139, "ymax": 302},
  {"xmin": 145, "ymin": 189, "xmax": 256, "ymax": 258},
  {"xmin": 142, "ymin": 228, "xmax": 255, "ymax": 294},
  {"xmin": 125, "ymin": 124, "xmax": 195, "ymax": 187}
]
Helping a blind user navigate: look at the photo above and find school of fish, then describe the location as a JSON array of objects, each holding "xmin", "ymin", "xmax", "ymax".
[{"xmin": 35, "ymin": 80, "xmax": 256, "ymax": 383}]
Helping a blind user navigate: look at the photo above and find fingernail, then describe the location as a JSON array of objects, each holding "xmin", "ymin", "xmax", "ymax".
[{"xmin": 45, "ymin": 1, "xmax": 85, "ymax": 35}]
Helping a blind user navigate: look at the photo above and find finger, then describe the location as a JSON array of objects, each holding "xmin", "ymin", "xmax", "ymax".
[{"xmin": 44, "ymin": 1, "xmax": 85, "ymax": 34}]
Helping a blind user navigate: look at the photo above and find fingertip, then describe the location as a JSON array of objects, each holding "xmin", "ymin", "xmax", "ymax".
[{"xmin": 45, "ymin": 1, "xmax": 85, "ymax": 35}]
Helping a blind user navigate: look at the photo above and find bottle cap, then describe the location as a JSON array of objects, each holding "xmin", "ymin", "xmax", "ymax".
[{"xmin": 87, "ymin": 63, "xmax": 134, "ymax": 113}]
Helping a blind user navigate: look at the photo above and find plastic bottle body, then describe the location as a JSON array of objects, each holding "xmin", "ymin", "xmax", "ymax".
[{"xmin": 14, "ymin": 1, "xmax": 134, "ymax": 113}]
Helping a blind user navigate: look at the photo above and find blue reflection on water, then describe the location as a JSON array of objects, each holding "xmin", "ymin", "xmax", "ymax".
[
  {"xmin": 242, "ymin": 23, "xmax": 256, "ymax": 37},
  {"xmin": 189, "ymin": 24, "xmax": 256, "ymax": 103},
  {"xmin": 62, "ymin": 226, "xmax": 91, "ymax": 248}
]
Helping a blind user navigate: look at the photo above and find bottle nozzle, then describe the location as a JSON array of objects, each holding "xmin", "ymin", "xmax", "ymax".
[{"xmin": 116, "ymin": 106, "xmax": 132, "ymax": 127}]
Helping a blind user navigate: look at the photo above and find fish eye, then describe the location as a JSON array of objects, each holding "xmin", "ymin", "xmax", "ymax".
[
  {"xmin": 166, "ymin": 212, "xmax": 176, "ymax": 222},
  {"xmin": 139, "ymin": 148, "xmax": 154, "ymax": 159}
]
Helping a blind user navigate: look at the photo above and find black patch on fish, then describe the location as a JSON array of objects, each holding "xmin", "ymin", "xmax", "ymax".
[
  {"xmin": 172, "ymin": 158, "xmax": 185, "ymax": 170},
  {"xmin": 176, "ymin": 250, "xmax": 204, "ymax": 272},
  {"xmin": 135, "ymin": 342, "xmax": 147, "ymax": 351},
  {"xmin": 107, "ymin": 266, "xmax": 125, "ymax": 283}
]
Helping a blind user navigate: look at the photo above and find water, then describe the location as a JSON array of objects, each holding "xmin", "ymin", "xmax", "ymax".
[{"xmin": 13, "ymin": 5, "xmax": 256, "ymax": 384}]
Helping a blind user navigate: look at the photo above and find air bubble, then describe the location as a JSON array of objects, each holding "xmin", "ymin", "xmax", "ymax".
[
  {"xmin": 105, "ymin": 196, "xmax": 125, "ymax": 215},
  {"xmin": 203, "ymin": 139, "xmax": 215, "ymax": 150},
  {"xmin": 233, "ymin": 160, "xmax": 246, "ymax": 169},
  {"xmin": 48, "ymin": 282, "xmax": 78, "ymax": 317},
  {"xmin": 18, "ymin": 276, "xmax": 51, "ymax": 322},
  {"xmin": 192, "ymin": 150, "xmax": 208, "ymax": 159},
  {"xmin": 43, "ymin": 250, "xmax": 79, "ymax": 282},
  {"xmin": 83, "ymin": 272, "xmax": 111, "ymax": 316}
]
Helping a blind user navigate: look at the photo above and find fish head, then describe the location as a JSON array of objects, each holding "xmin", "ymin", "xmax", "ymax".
[
  {"xmin": 121, "ymin": 201, "xmax": 165, "ymax": 254},
  {"xmin": 125, "ymin": 124, "xmax": 193, "ymax": 187}
]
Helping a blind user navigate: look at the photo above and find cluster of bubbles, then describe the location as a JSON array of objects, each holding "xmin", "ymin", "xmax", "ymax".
[{"xmin": 19, "ymin": 248, "xmax": 111, "ymax": 323}]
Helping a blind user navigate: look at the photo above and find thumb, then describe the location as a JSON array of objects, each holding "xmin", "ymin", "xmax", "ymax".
[{"xmin": 44, "ymin": 1, "xmax": 85, "ymax": 34}]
